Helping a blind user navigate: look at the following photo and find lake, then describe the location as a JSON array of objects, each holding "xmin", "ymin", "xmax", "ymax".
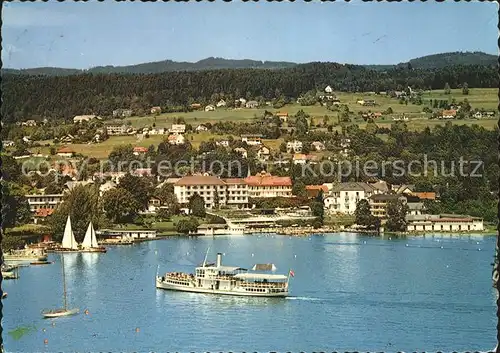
[{"xmin": 3, "ymin": 233, "xmax": 497, "ymax": 352}]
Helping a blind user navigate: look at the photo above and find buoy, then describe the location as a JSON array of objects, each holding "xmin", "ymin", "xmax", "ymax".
[
  {"xmin": 389, "ymin": 237, "xmax": 391, "ymax": 240},
  {"xmin": 405, "ymin": 244, "xmax": 408, "ymax": 247},
  {"xmin": 441, "ymin": 246, "xmax": 443, "ymax": 249},
  {"xmin": 294, "ymin": 254, "xmax": 297, "ymax": 258},
  {"xmin": 135, "ymin": 327, "xmax": 140, "ymax": 332},
  {"xmin": 51, "ymin": 322, "xmax": 55, "ymax": 327},
  {"xmin": 42, "ymin": 328, "xmax": 46, "ymax": 332},
  {"xmin": 84, "ymin": 309, "xmax": 89, "ymax": 315},
  {"xmin": 251, "ymin": 253, "xmax": 254, "ymax": 257},
  {"xmin": 44, "ymin": 339, "xmax": 48, "ymax": 345}
]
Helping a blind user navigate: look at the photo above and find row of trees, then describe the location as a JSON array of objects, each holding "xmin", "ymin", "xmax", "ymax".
[{"xmin": 2, "ymin": 63, "xmax": 496, "ymax": 123}]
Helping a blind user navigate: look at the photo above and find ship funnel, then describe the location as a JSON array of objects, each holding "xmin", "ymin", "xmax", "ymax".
[{"xmin": 216, "ymin": 253, "xmax": 222, "ymax": 267}]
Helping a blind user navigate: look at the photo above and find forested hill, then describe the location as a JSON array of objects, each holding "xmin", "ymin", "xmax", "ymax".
[
  {"xmin": 1, "ymin": 52, "xmax": 496, "ymax": 76},
  {"xmin": 2, "ymin": 62, "xmax": 497, "ymax": 123},
  {"xmin": 407, "ymin": 51, "xmax": 497, "ymax": 69},
  {"xmin": 1, "ymin": 57, "xmax": 297, "ymax": 76}
]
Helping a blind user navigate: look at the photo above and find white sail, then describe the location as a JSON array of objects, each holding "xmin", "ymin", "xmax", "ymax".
[
  {"xmin": 61, "ymin": 215, "xmax": 78, "ymax": 250},
  {"xmin": 82, "ymin": 222, "xmax": 98, "ymax": 248}
]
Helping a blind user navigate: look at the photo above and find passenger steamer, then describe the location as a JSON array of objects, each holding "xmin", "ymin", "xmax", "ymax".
[{"xmin": 156, "ymin": 253, "xmax": 291, "ymax": 297}]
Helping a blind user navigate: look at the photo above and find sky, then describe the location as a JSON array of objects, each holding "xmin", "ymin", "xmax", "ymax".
[{"xmin": 2, "ymin": 1, "xmax": 498, "ymax": 69}]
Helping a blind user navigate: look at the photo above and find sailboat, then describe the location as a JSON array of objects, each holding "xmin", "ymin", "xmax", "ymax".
[
  {"xmin": 52, "ymin": 215, "xmax": 80, "ymax": 252},
  {"xmin": 42, "ymin": 254, "xmax": 79, "ymax": 318},
  {"xmin": 80, "ymin": 221, "xmax": 106, "ymax": 253}
]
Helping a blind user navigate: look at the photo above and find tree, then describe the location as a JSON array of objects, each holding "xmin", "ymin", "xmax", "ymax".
[
  {"xmin": 444, "ymin": 82, "xmax": 451, "ymax": 95},
  {"xmin": 102, "ymin": 188, "xmax": 139, "ymax": 224},
  {"xmin": 292, "ymin": 180, "xmax": 307, "ymax": 197},
  {"xmin": 385, "ymin": 199, "xmax": 409, "ymax": 232},
  {"xmin": 1, "ymin": 181, "xmax": 31, "ymax": 229},
  {"xmin": 49, "ymin": 185, "xmax": 101, "ymax": 242},
  {"xmin": 310, "ymin": 201, "xmax": 324, "ymax": 224},
  {"xmin": 45, "ymin": 182, "xmax": 63, "ymax": 194},
  {"xmin": 354, "ymin": 199, "xmax": 379, "ymax": 230},
  {"xmin": 213, "ymin": 190, "xmax": 220, "ymax": 209},
  {"xmin": 117, "ymin": 173, "xmax": 153, "ymax": 211},
  {"xmin": 366, "ymin": 120, "xmax": 378, "ymax": 135},
  {"xmin": 462, "ymin": 82, "xmax": 469, "ymax": 95},
  {"xmin": 175, "ymin": 217, "xmax": 199, "ymax": 234},
  {"xmin": 189, "ymin": 193, "xmax": 206, "ymax": 217},
  {"xmin": 1, "ymin": 155, "xmax": 22, "ymax": 182},
  {"xmin": 49, "ymin": 146, "xmax": 56, "ymax": 155},
  {"xmin": 279, "ymin": 142, "xmax": 287, "ymax": 153}
]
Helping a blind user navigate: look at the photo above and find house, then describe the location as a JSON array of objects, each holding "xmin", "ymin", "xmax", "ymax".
[
  {"xmin": 244, "ymin": 171, "xmax": 292, "ymax": 198},
  {"xmin": 56, "ymin": 146, "xmax": 75, "ymax": 158},
  {"xmin": 407, "ymin": 202, "xmax": 425, "ymax": 216},
  {"xmin": 216, "ymin": 140, "xmax": 230, "ymax": 148},
  {"xmin": 25, "ymin": 194, "xmax": 64, "ymax": 213},
  {"xmin": 286, "ymin": 140, "xmax": 303, "ymax": 153},
  {"xmin": 22, "ymin": 119, "xmax": 37, "ymax": 127},
  {"xmin": 257, "ymin": 146, "xmax": 271, "ymax": 161},
  {"xmin": 234, "ymin": 147, "xmax": 247, "ymax": 159},
  {"xmin": 292, "ymin": 154, "xmax": 318, "ymax": 165},
  {"xmin": 241, "ymin": 134, "xmax": 263, "ymax": 146},
  {"xmin": 245, "ymin": 101, "xmax": 259, "ymax": 109},
  {"xmin": 174, "ymin": 175, "xmax": 249, "ymax": 209},
  {"xmin": 33, "ymin": 208, "xmax": 55, "ymax": 224},
  {"xmin": 305, "ymin": 185, "xmax": 329, "ymax": 199},
  {"xmin": 406, "ymin": 214, "xmax": 483, "ymax": 232},
  {"xmin": 168, "ymin": 134, "xmax": 185, "ymax": 145},
  {"xmin": 196, "ymin": 124, "xmax": 209, "ymax": 132},
  {"xmin": 113, "ymin": 109, "xmax": 133, "ymax": 118},
  {"xmin": 323, "ymin": 182, "xmax": 377, "ymax": 214},
  {"xmin": 325, "ymin": 85, "xmax": 333, "ymax": 94},
  {"xmin": 106, "ymin": 124, "xmax": 128, "ymax": 136},
  {"xmin": 2, "ymin": 140, "xmax": 14, "ymax": 147},
  {"xmin": 357, "ymin": 99, "xmax": 376, "ymax": 106},
  {"xmin": 311, "ymin": 141, "xmax": 326, "ymax": 151},
  {"xmin": 147, "ymin": 197, "xmax": 162, "ymax": 213},
  {"xmin": 235, "ymin": 98, "xmax": 247, "ymax": 107},
  {"xmin": 99, "ymin": 180, "xmax": 117, "ymax": 197},
  {"xmin": 369, "ymin": 194, "xmax": 407, "ymax": 218},
  {"xmin": 473, "ymin": 112, "xmax": 483, "ymax": 119},
  {"xmin": 169, "ymin": 124, "xmax": 186, "ymax": 134},
  {"xmin": 93, "ymin": 172, "xmax": 126, "ymax": 184},
  {"xmin": 392, "ymin": 184, "xmax": 415, "ymax": 195},
  {"xmin": 216, "ymin": 99, "xmax": 227, "ymax": 108},
  {"xmin": 73, "ymin": 115, "xmax": 97, "ymax": 124},
  {"xmin": 151, "ymin": 106, "xmax": 162, "ymax": 114},
  {"xmin": 276, "ymin": 112, "xmax": 289, "ymax": 123},
  {"xmin": 205, "ymin": 104, "xmax": 215, "ymax": 112},
  {"xmin": 132, "ymin": 168, "xmax": 153, "ymax": 177},
  {"xmin": 133, "ymin": 146, "xmax": 148, "ymax": 156},
  {"xmin": 441, "ymin": 110, "xmax": 457, "ymax": 119}
]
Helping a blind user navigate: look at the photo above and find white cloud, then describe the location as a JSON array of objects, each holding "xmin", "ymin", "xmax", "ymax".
[{"xmin": 2, "ymin": 4, "xmax": 79, "ymax": 28}]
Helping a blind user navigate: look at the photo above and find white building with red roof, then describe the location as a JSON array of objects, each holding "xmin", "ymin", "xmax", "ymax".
[{"xmin": 244, "ymin": 171, "xmax": 292, "ymax": 198}]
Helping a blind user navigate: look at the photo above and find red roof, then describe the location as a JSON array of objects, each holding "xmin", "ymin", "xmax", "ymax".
[
  {"xmin": 276, "ymin": 112, "xmax": 288, "ymax": 117},
  {"xmin": 442, "ymin": 110, "xmax": 457, "ymax": 116},
  {"xmin": 413, "ymin": 192, "xmax": 436, "ymax": 200},
  {"xmin": 244, "ymin": 173, "xmax": 292, "ymax": 187},
  {"xmin": 306, "ymin": 185, "xmax": 328, "ymax": 192},
  {"xmin": 133, "ymin": 146, "xmax": 148, "ymax": 153},
  {"xmin": 35, "ymin": 208, "xmax": 55, "ymax": 217},
  {"xmin": 56, "ymin": 146, "xmax": 75, "ymax": 154}
]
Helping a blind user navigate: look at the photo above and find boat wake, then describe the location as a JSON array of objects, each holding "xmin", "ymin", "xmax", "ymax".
[{"xmin": 286, "ymin": 296, "xmax": 322, "ymax": 301}]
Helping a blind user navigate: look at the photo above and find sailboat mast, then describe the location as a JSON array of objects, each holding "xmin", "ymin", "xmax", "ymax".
[{"xmin": 61, "ymin": 254, "xmax": 68, "ymax": 310}]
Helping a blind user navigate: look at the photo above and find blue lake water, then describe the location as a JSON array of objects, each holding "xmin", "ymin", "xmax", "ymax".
[{"xmin": 2, "ymin": 233, "xmax": 497, "ymax": 352}]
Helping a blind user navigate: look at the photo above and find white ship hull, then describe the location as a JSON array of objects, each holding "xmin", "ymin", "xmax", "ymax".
[
  {"xmin": 4, "ymin": 255, "xmax": 47, "ymax": 262},
  {"xmin": 156, "ymin": 277, "xmax": 288, "ymax": 297}
]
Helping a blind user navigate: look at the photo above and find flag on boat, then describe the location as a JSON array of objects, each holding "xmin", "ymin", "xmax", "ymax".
[{"xmin": 289, "ymin": 270, "xmax": 295, "ymax": 277}]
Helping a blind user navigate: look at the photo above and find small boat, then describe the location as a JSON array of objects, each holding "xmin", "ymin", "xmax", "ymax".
[
  {"xmin": 30, "ymin": 261, "xmax": 53, "ymax": 265},
  {"xmin": 42, "ymin": 254, "xmax": 79, "ymax": 319},
  {"xmin": 80, "ymin": 222, "xmax": 106, "ymax": 253},
  {"xmin": 2, "ymin": 293, "xmax": 7, "ymax": 299},
  {"xmin": 3, "ymin": 246, "xmax": 48, "ymax": 263},
  {"xmin": 2, "ymin": 271, "xmax": 18, "ymax": 280}
]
